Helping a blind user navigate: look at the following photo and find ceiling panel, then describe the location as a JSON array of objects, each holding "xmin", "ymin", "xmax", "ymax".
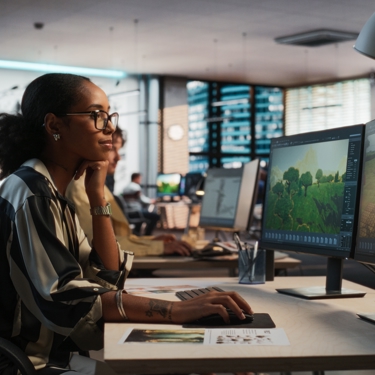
[{"xmin": 0, "ymin": 0, "xmax": 375, "ymax": 86}]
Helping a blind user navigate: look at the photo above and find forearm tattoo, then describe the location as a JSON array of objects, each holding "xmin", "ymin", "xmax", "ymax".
[{"xmin": 145, "ymin": 300, "xmax": 173, "ymax": 321}]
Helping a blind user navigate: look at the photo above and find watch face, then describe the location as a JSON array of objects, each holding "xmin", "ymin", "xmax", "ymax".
[{"xmin": 167, "ymin": 124, "xmax": 184, "ymax": 141}]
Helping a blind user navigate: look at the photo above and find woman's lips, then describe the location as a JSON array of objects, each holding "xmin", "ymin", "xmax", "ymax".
[{"xmin": 100, "ymin": 140, "xmax": 113, "ymax": 149}]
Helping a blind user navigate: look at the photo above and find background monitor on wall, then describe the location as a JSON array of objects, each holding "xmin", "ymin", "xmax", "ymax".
[
  {"xmin": 354, "ymin": 119, "xmax": 375, "ymax": 322},
  {"xmin": 198, "ymin": 159, "xmax": 260, "ymax": 232},
  {"xmin": 156, "ymin": 173, "xmax": 182, "ymax": 200},
  {"xmin": 260, "ymin": 124, "xmax": 366, "ymax": 299}
]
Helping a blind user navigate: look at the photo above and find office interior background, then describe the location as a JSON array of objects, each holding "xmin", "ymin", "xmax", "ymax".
[{"xmin": 2, "ymin": 0, "xmax": 375, "ymax": 199}]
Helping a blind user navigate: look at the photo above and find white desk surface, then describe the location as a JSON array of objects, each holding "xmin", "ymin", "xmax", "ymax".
[
  {"xmin": 131, "ymin": 255, "xmax": 301, "ymax": 270},
  {"xmin": 105, "ymin": 276, "xmax": 375, "ymax": 374}
]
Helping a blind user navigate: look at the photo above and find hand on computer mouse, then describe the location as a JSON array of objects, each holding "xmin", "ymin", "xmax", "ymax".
[
  {"xmin": 152, "ymin": 234, "xmax": 176, "ymax": 243},
  {"xmin": 163, "ymin": 240, "xmax": 192, "ymax": 256},
  {"xmin": 173, "ymin": 290, "xmax": 253, "ymax": 325}
]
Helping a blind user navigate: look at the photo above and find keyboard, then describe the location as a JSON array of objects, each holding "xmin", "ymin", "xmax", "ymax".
[{"xmin": 176, "ymin": 286, "xmax": 225, "ymax": 300}]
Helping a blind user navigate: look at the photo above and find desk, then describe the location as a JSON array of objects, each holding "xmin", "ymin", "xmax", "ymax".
[
  {"xmin": 131, "ymin": 255, "xmax": 301, "ymax": 276},
  {"xmin": 105, "ymin": 276, "xmax": 375, "ymax": 374}
]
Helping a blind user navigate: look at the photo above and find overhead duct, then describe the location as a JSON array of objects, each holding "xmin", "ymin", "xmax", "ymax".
[{"xmin": 275, "ymin": 29, "xmax": 358, "ymax": 47}]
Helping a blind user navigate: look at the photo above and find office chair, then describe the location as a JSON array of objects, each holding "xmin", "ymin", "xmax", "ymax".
[
  {"xmin": 0, "ymin": 337, "xmax": 36, "ymax": 375},
  {"xmin": 114, "ymin": 194, "xmax": 151, "ymax": 235},
  {"xmin": 0, "ymin": 337, "xmax": 90, "ymax": 375}
]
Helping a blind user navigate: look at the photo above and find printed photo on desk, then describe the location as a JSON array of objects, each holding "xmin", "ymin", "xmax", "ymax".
[{"xmin": 119, "ymin": 328, "xmax": 290, "ymax": 345}]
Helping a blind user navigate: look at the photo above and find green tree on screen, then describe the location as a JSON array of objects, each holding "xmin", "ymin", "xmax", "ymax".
[
  {"xmin": 283, "ymin": 167, "xmax": 299, "ymax": 195},
  {"xmin": 300, "ymin": 171, "xmax": 313, "ymax": 197},
  {"xmin": 315, "ymin": 168, "xmax": 323, "ymax": 187},
  {"xmin": 272, "ymin": 181, "xmax": 284, "ymax": 198}
]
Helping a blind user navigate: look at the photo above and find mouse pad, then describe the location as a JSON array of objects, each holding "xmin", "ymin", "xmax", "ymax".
[{"xmin": 182, "ymin": 313, "xmax": 275, "ymax": 329}]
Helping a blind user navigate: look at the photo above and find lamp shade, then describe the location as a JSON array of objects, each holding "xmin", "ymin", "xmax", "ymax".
[{"xmin": 354, "ymin": 12, "xmax": 375, "ymax": 59}]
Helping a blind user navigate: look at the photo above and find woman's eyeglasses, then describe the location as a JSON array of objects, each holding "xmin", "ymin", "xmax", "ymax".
[{"xmin": 56, "ymin": 110, "xmax": 119, "ymax": 130}]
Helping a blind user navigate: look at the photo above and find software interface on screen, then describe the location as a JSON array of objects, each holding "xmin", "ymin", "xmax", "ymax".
[
  {"xmin": 199, "ymin": 159, "xmax": 260, "ymax": 231},
  {"xmin": 260, "ymin": 124, "xmax": 365, "ymax": 299}
]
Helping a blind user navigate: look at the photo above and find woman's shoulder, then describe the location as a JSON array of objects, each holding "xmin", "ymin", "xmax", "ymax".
[{"xmin": 1, "ymin": 159, "xmax": 55, "ymax": 205}]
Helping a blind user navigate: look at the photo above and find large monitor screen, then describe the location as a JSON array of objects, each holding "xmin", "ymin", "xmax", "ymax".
[
  {"xmin": 353, "ymin": 119, "xmax": 375, "ymax": 323},
  {"xmin": 156, "ymin": 173, "xmax": 182, "ymax": 198},
  {"xmin": 199, "ymin": 159, "xmax": 260, "ymax": 231},
  {"xmin": 260, "ymin": 124, "xmax": 365, "ymax": 299},
  {"xmin": 355, "ymin": 119, "xmax": 375, "ymax": 266}
]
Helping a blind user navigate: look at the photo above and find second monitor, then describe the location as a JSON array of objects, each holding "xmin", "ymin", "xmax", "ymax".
[{"xmin": 198, "ymin": 159, "xmax": 260, "ymax": 232}]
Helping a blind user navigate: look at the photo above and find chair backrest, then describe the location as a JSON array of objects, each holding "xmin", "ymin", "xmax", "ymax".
[{"xmin": 0, "ymin": 337, "xmax": 36, "ymax": 375}]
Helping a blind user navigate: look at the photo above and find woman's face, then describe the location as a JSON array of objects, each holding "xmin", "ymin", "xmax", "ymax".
[{"xmin": 59, "ymin": 80, "xmax": 115, "ymax": 162}]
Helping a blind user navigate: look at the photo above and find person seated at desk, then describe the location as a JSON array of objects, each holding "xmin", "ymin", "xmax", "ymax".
[
  {"xmin": 0, "ymin": 73, "xmax": 253, "ymax": 375},
  {"xmin": 67, "ymin": 127, "xmax": 191, "ymax": 257},
  {"xmin": 122, "ymin": 172, "xmax": 160, "ymax": 236}
]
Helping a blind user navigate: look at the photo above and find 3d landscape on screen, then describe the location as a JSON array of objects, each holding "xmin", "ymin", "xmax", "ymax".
[
  {"xmin": 358, "ymin": 131, "xmax": 375, "ymax": 238},
  {"xmin": 264, "ymin": 139, "xmax": 348, "ymax": 234}
]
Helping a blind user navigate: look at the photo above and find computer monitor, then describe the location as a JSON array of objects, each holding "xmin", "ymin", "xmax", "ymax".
[
  {"xmin": 198, "ymin": 159, "xmax": 260, "ymax": 232},
  {"xmin": 156, "ymin": 173, "xmax": 182, "ymax": 199},
  {"xmin": 353, "ymin": 119, "xmax": 375, "ymax": 322},
  {"xmin": 260, "ymin": 124, "xmax": 366, "ymax": 299},
  {"xmin": 182, "ymin": 172, "xmax": 205, "ymax": 200}
]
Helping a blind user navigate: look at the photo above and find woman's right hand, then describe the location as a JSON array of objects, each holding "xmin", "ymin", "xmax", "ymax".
[
  {"xmin": 164, "ymin": 240, "xmax": 192, "ymax": 256},
  {"xmin": 74, "ymin": 159, "xmax": 109, "ymax": 205},
  {"xmin": 171, "ymin": 291, "xmax": 253, "ymax": 324}
]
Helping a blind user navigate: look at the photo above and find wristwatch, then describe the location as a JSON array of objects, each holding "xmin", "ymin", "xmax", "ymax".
[{"xmin": 90, "ymin": 202, "xmax": 112, "ymax": 216}]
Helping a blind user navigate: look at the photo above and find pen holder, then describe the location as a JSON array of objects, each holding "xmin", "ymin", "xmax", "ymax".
[{"xmin": 238, "ymin": 247, "xmax": 266, "ymax": 284}]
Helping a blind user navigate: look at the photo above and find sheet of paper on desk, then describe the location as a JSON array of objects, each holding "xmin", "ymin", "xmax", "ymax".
[
  {"xmin": 125, "ymin": 285, "xmax": 198, "ymax": 296},
  {"xmin": 206, "ymin": 328, "xmax": 290, "ymax": 345},
  {"xmin": 119, "ymin": 328, "xmax": 290, "ymax": 346}
]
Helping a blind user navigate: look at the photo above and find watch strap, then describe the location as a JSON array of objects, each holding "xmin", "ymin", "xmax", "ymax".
[{"xmin": 90, "ymin": 202, "xmax": 112, "ymax": 216}]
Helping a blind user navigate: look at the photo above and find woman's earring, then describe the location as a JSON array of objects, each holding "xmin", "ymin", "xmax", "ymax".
[{"xmin": 53, "ymin": 133, "xmax": 60, "ymax": 141}]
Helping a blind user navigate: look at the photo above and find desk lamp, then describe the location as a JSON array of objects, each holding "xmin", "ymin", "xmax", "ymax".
[{"xmin": 354, "ymin": 12, "xmax": 375, "ymax": 58}]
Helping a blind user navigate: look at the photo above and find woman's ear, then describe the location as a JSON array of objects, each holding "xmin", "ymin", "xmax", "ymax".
[{"xmin": 43, "ymin": 113, "xmax": 61, "ymax": 138}]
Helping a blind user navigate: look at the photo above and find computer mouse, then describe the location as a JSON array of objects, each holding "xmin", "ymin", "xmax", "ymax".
[{"xmin": 188, "ymin": 309, "xmax": 254, "ymax": 327}]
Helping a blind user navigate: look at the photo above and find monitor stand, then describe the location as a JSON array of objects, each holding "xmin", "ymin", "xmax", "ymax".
[{"xmin": 276, "ymin": 257, "xmax": 366, "ymax": 300}]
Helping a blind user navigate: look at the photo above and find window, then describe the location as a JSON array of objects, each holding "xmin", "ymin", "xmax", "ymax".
[
  {"xmin": 187, "ymin": 80, "xmax": 284, "ymax": 171},
  {"xmin": 285, "ymin": 79, "xmax": 371, "ymax": 135}
]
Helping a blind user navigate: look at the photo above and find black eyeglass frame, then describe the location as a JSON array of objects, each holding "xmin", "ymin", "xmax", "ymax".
[{"xmin": 55, "ymin": 110, "xmax": 119, "ymax": 130}]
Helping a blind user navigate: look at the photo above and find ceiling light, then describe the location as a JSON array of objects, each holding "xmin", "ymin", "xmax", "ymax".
[
  {"xmin": 0, "ymin": 59, "xmax": 126, "ymax": 78},
  {"xmin": 108, "ymin": 89, "xmax": 140, "ymax": 97},
  {"xmin": 354, "ymin": 12, "xmax": 375, "ymax": 59},
  {"xmin": 275, "ymin": 29, "xmax": 358, "ymax": 47}
]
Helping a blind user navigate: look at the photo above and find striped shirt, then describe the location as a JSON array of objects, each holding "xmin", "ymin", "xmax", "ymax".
[{"xmin": 0, "ymin": 159, "xmax": 133, "ymax": 371}]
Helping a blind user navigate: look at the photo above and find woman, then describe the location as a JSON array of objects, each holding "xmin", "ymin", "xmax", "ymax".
[{"xmin": 0, "ymin": 73, "xmax": 252, "ymax": 374}]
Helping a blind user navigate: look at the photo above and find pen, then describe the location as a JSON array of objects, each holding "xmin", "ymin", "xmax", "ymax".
[
  {"xmin": 233, "ymin": 233, "xmax": 243, "ymax": 251},
  {"xmin": 250, "ymin": 241, "xmax": 259, "ymax": 282},
  {"xmin": 233, "ymin": 233, "xmax": 248, "ymax": 267}
]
